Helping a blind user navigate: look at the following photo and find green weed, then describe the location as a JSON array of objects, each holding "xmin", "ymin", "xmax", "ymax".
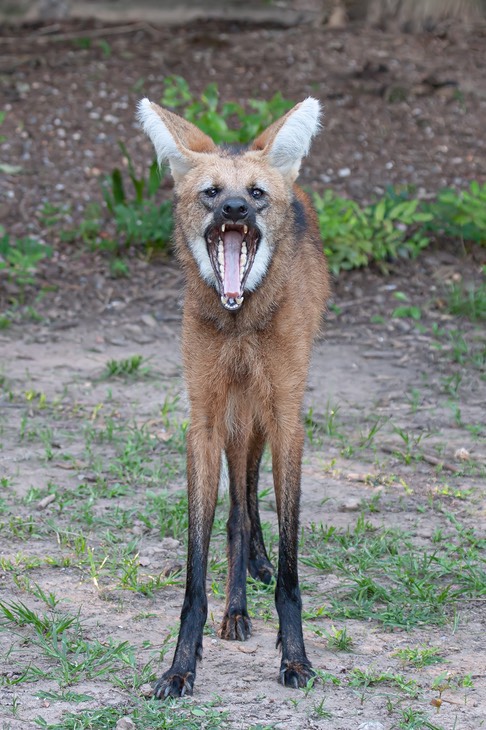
[
  {"xmin": 0, "ymin": 599, "xmax": 79, "ymax": 637},
  {"xmin": 393, "ymin": 645, "xmax": 444, "ymax": 668},
  {"xmin": 103, "ymin": 354, "xmax": 148, "ymax": 378},
  {"xmin": 161, "ymin": 75, "xmax": 293, "ymax": 145},
  {"xmin": 392, "ymin": 291, "xmax": 422, "ymax": 320},
  {"xmin": 313, "ymin": 187, "xmax": 432, "ymax": 275},
  {"xmin": 424, "ymin": 180, "xmax": 486, "ymax": 244},
  {"xmin": 302, "ymin": 517, "xmax": 486, "ymax": 629},
  {"xmin": 0, "ymin": 227, "xmax": 52, "ymax": 293},
  {"xmin": 446, "ymin": 270, "xmax": 486, "ymax": 321},
  {"xmin": 34, "ymin": 698, "xmax": 228, "ymax": 729},
  {"xmin": 325, "ymin": 624, "xmax": 354, "ymax": 651}
]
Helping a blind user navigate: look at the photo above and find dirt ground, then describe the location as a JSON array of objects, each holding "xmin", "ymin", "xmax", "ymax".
[{"xmin": 0, "ymin": 13, "xmax": 485, "ymax": 730}]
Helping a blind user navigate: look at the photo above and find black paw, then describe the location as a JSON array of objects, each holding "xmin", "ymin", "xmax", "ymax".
[
  {"xmin": 219, "ymin": 610, "xmax": 252, "ymax": 641},
  {"xmin": 279, "ymin": 659, "xmax": 315, "ymax": 689},
  {"xmin": 248, "ymin": 555, "xmax": 274, "ymax": 585},
  {"xmin": 153, "ymin": 670, "xmax": 195, "ymax": 699}
]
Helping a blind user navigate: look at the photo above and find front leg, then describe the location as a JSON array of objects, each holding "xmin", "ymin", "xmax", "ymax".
[
  {"xmin": 272, "ymin": 424, "xmax": 314, "ymax": 688},
  {"xmin": 154, "ymin": 427, "xmax": 220, "ymax": 699}
]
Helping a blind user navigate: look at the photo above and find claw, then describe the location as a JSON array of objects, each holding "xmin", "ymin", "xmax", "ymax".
[
  {"xmin": 219, "ymin": 611, "xmax": 252, "ymax": 642},
  {"xmin": 154, "ymin": 670, "xmax": 195, "ymax": 700},
  {"xmin": 279, "ymin": 659, "xmax": 315, "ymax": 689}
]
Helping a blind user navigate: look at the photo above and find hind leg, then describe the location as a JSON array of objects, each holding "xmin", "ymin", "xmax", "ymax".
[
  {"xmin": 220, "ymin": 436, "xmax": 253, "ymax": 641},
  {"xmin": 246, "ymin": 428, "xmax": 274, "ymax": 585}
]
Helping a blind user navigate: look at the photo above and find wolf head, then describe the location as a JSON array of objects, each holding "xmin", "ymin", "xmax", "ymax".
[{"xmin": 138, "ymin": 97, "xmax": 321, "ymax": 312}]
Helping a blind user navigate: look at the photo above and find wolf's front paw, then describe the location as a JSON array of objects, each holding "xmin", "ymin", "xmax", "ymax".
[
  {"xmin": 219, "ymin": 610, "xmax": 252, "ymax": 641},
  {"xmin": 153, "ymin": 670, "xmax": 195, "ymax": 699},
  {"xmin": 279, "ymin": 659, "xmax": 315, "ymax": 689}
]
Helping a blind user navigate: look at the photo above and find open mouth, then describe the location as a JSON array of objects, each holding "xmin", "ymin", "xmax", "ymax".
[{"xmin": 206, "ymin": 223, "xmax": 260, "ymax": 311}]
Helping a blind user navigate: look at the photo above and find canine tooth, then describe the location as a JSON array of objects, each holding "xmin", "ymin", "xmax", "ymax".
[
  {"xmin": 221, "ymin": 295, "xmax": 228, "ymax": 305},
  {"xmin": 243, "ymin": 225, "xmax": 248, "ymax": 235},
  {"xmin": 221, "ymin": 223, "xmax": 226, "ymax": 233},
  {"xmin": 235, "ymin": 296, "xmax": 243, "ymax": 305}
]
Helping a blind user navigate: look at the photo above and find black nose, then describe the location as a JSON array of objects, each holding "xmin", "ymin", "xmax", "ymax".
[{"xmin": 222, "ymin": 198, "xmax": 249, "ymax": 222}]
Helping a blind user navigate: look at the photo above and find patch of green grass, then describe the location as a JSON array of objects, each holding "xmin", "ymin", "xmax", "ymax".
[
  {"xmin": 393, "ymin": 645, "xmax": 445, "ymax": 668},
  {"xmin": 325, "ymin": 624, "xmax": 354, "ymax": 651},
  {"xmin": 34, "ymin": 698, "xmax": 228, "ymax": 730},
  {"xmin": 0, "ymin": 599, "xmax": 79, "ymax": 637},
  {"xmin": 118, "ymin": 554, "xmax": 182, "ymax": 595},
  {"xmin": 348, "ymin": 667, "xmax": 418, "ymax": 696},
  {"xmin": 395, "ymin": 707, "xmax": 446, "ymax": 730},
  {"xmin": 103, "ymin": 355, "xmax": 148, "ymax": 378},
  {"xmin": 302, "ymin": 516, "xmax": 486, "ymax": 629}
]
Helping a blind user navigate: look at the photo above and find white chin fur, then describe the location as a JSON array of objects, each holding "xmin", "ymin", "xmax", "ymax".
[
  {"xmin": 244, "ymin": 235, "xmax": 271, "ymax": 292},
  {"xmin": 189, "ymin": 235, "xmax": 217, "ymax": 287}
]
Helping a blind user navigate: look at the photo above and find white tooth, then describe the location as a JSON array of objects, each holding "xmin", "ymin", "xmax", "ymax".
[
  {"xmin": 218, "ymin": 252, "xmax": 224, "ymax": 265},
  {"xmin": 241, "ymin": 242, "xmax": 247, "ymax": 255},
  {"xmin": 243, "ymin": 225, "xmax": 248, "ymax": 235},
  {"xmin": 240, "ymin": 253, "xmax": 247, "ymax": 266},
  {"xmin": 218, "ymin": 241, "xmax": 224, "ymax": 253},
  {"xmin": 235, "ymin": 296, "xmax": 243, "ymax": 305},
  {"xmin": 221, "ymin": 295, "xmax": 228, "ymax": 304},
  {"xmin": 221, "ymin": 224, "xmax": 226, "ymax": 233}
]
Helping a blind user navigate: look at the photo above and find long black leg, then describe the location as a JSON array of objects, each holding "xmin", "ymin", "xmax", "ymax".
[
  {"xmin": 246, "ymin": 429, "xmax": 274, "ymax": 584},
  {"xmin": 154, "ymin": 428, "xmax": 220, "ymax": 698},
  {"xmin": 272, "ymin": 424, "xmax": 314, "ymax": 688},
  {"xmin": 219, "ymin": 439, "xmax": 252, "ymax": 641}
]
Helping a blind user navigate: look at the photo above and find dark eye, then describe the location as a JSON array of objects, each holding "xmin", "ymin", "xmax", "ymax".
[
  {"xmin": 204, "ymin": 186, "xmax": 219, "ymax": 198},
  {"xmin": 250, "ymin": 187, "xmax": 265, "ymax": 200}
]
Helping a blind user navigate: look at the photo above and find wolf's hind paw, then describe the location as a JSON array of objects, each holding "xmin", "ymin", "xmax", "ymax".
[{"xmin": 219, "ymin": 611, "xmax": 252, "ymax": 641}]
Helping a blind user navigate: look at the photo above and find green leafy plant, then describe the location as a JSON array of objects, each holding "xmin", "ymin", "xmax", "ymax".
[
  {"xmin": 0, "ymin": 227, "xmax": 52, "ymax": 291},
  {"xmin": 101, "ymin": 142, "xmax": 172, "ymax": 252},
  {"xmin": 425, "ymin": 180, "xmax": 486, "ymax": 244},
  {"xmin": 313, "ymin": 188, "xmax": 432, "ymax": 275},
  {"xmin": 161, "ymin": 75, "xmax": 293, "ymax": 144}
]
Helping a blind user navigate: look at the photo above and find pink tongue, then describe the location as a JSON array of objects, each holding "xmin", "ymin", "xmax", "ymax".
[{"xmin": 223, "ymin": 231, "xmax": 243, "ymax": 298}]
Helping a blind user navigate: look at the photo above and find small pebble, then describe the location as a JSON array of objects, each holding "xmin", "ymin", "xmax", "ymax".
[
  {"xmin": 115, "ymin": 718, "xmax": 135, "ymax": 730},
  {"xmin": 339, "ymin": 498, "xmax": 361, "ymax": 512}
]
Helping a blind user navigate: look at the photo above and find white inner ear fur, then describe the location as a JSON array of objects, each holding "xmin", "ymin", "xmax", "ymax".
[
  {"xmin": 267, "ymin": 97, "xmax": 322, "ymax": 180},
  {"xmin": 137, "ymin": 98, "xmax": 191, "ymax": 181}
]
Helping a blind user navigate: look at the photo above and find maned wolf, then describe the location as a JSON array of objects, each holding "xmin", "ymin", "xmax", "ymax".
[{"xmin": 138, "ymin": 96, "xmax": 330, "ymax": 697}]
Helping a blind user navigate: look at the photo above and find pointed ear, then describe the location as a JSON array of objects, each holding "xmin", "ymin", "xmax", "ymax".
[
  {"xmin": 250, "ymin": 98, "xmax": 322, "ymax": 181},
  {"xmin": 137, "ymin": 98, "xmax": 217, "ymax": 182}
]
